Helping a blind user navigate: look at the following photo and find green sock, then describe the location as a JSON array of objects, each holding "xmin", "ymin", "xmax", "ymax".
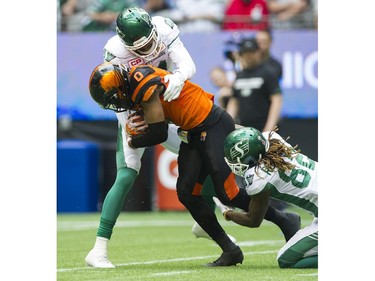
[
  {"xmin": 201, "ymin": 176, "xmax": 216, "ymax": 211},
  {"xmin": 96, "ymin": 168, "xmax": 138, "ymax": 239}
]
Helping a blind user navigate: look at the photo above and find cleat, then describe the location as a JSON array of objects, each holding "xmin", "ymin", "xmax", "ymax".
[
  {"xmin": 192, "ymin": 222, "xmax": 237, "ymax": 243},
  {"xmin": 281, "ymin": 212, "xmax": 301, "ymax": 242},
  {"xmin": 85, "ymin": 249, "xmax": 115, "ymax": 268},
  {"xmin": 205, "ymin": 245, "xmax": 244, "ymax": 267}
]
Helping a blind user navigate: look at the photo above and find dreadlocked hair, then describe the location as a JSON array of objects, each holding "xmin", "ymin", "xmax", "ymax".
[{"xmin": 254, "ymin": 127, "xmax": 300, "ymax": 177}]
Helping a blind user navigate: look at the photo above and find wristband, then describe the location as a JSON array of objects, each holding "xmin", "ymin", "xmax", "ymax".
[{"xmin": 223, "ymin": 210, "xmax": 233, "ymax": 221}]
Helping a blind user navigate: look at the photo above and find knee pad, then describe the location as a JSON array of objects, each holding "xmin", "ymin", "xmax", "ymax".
[
  {"xmin": 125, "ymin": 154, "xmax": 142, "ymax": 172},
  {"xmin": 121, "ymin": 145, "xmax": 145, "ymax": 173}
]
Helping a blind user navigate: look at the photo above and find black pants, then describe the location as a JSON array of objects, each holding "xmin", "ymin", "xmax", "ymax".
[{"xmin": 176, "ymin": 110, "xmax": 249, "ymax": 240}]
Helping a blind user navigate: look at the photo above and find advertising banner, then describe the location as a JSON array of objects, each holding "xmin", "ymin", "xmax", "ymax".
[{"xmin": 154, "ymin": 145, "xmax": 185, "ymax": 210}]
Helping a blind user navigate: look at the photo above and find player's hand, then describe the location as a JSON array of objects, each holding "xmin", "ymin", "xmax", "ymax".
[
  {"xmin": 126, "ymin": 111, "xmax": 148, "ymax": 136},
  {"xmin": 213, "ymin": 197, "xmax": 233, "ymax": 221},
  {"xmin": 163, "ymin": 72, "xmax": 185, "ymax": 102}
]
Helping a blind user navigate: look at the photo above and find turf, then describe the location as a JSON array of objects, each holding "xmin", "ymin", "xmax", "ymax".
[{"xmin": 57, "ymin": 207, "xmax": 317, "ymax": 281}]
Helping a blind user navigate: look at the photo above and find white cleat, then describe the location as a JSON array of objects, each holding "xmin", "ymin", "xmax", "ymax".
[
  {"xmin": 191, "ymin": 222, "xmax": 237, "ymax": 244},
  {"xmin": 85, "ymin": 249, "xmax": 115, "ymax": 268}
]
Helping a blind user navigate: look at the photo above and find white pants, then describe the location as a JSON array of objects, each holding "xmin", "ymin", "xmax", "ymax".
[
  {"xmin": 118, "ymin": 110, "xmax": 181, "ymax": 173},
  {"xmin": 277, "ymin": 217, "xmax": 318, "ymax": 268}
]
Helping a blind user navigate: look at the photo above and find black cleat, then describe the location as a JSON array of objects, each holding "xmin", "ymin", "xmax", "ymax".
[
  {"xmin": 281, "ymin": 212, "xmax": 301, "ymax": 242},
  {"xmin": 205, "ymin": 246, "xmax": 244, "ymax": 267}
]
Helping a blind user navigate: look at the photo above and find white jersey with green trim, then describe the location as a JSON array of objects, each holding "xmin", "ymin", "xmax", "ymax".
[
  {"xmin": 103, "ymin": 16, "xmax": 195, "ymax": 81},
  {"xmin": 104, "ymin": 15, "xmax": 196, "ymax": 130},
  {"xmin": 242, "ymin": 132, "xmax": 318, "ymax": 218}
]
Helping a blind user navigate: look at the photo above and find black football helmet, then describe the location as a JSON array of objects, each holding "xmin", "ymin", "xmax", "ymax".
[{"xmin": 88, "ymin": 63, "xmax": 133, "ymax": 112}]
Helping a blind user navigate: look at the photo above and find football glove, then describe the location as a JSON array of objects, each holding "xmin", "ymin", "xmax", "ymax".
[
  {"xmin": 163, "ymin": 72, "xmax": 185, "ymax": 102},
  {"xmin": 126, "ymin": 111, "xmax": 148, "ymax": 136},
  {"xmin": 213, "ymin": 197, "xmax": 234, "ymax": 221}
]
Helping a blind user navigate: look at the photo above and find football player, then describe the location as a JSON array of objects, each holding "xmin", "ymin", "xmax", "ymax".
[
  {"xmin": 87, "ymin": 62, "xmax": 303, "ymax": 267},
  {"xmin": 214, "ymin": 127, "xmax": 318, "ymax": 268}
]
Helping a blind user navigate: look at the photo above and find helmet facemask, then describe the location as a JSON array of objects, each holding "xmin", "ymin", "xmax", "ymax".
[
  {"xmin": 121, "ymin": 26, "xmax": 164, "ymax": 60},
  {"xmin": 224, "ymin": 157, "xmax": 251, "ymax": 177},
  {"xmin": 89, "ymin": 63, "xmax": 134, "ymax": 113},
  {"xmin": 101, "ymin": 88, "xmax": 132, "ymax": 113}
]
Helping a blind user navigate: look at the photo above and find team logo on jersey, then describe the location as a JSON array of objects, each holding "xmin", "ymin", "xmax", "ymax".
[
  {"xmin": 129, "ymin": 57, "xmax": 144, "ymax": 66},
  {"xmin": 243, "ymin": 174, "xmax": 254, "ymax": 188},
  {"xmin": 103, "ymin": 50, "xmax": 116, "ymax": 62},
  {"xmin": 200, "ymin": 132, "xmax": 207, "ymax": 141}
]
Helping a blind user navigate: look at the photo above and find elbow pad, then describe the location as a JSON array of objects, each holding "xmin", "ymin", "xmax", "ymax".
[{"xmin": 130, "ymin": 121, "xmax": 168, "ymax": 148}]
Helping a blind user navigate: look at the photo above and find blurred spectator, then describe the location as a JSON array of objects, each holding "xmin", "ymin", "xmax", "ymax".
[
  {"xmin": 222, "ymin": 32, "xmax": 243, "ymax": 84},
  {"xmin": 226, "ymin": 37, "xmax": 282, "ymax": 133},
  {"xmin": 255, "ymin": 29, "xmax": 282, "ymax": 80},
  {"xmin": 57, "ymin": 0, "xmax": 62, "ymax": 31},
  {"xmin": 223, "ymin": 0, "xmax": 270, "ymax": 31},
  {"xmin": 167, "ymin": 0, "xmax": 227, "ymax": 33},
  {"xmin": 60, "ymin": 0, "xmax": 94, "ymax": 31},
  {"xmin": 209, "ymin": 66, "xmax": 233, "ymax": 109},
  {"xmin": 267, "ymin": 0, "xmax": 313, "ymax": 29},
  {"xmin": 311, "ymin": 0, "xmax": 317, "ymax": 29},
  {"xmin": 81, "ymin": 0, "xmax": 139, "ymax": 31},
  {"xmin": 141, "ymin": 0, "xmax": 175, "ymax": 17}
]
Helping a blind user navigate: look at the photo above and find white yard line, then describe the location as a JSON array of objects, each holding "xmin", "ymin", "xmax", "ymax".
[
  {"xmin": 57, "ymin": 219, "xmax": 312, "ymax": 231},
  {"xmin": 57, "ymin": 250, "xmax": 278, "ymax": 272}
]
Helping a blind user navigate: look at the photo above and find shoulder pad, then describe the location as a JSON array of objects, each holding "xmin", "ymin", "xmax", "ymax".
[{"xmin": 152, "ymin": 16, "xmax": 180, "ymax": 47}]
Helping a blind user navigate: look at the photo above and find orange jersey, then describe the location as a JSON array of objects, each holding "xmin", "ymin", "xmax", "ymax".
[{"xmin": 129, "ymin": 65, "xmax": 214, "ymax": 130}]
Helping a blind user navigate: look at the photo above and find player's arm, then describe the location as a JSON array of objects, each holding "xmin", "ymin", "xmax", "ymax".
[
  {"xmin": 162, "ymin": 19, "xmax": 196, "ymax": 102},
  {"xmin": 167, "ymin": 38, "xmax": 196, "ymax": 81},
  {"xmin": 128, "ymin": 85, "xmax": 168, "ymax": 148},
  {"xmin": 218, "ymin": 190, "xmax": 270, "ymax": 228}
]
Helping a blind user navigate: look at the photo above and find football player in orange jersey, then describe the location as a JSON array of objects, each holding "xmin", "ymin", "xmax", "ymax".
[{"xmin": 88, "ymin": 62, "xmax": 301, "ymax": 267}]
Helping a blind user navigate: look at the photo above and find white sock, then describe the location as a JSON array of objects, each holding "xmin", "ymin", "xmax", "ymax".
[{"xmin": 93, "ymin": 237, "xmax": 109, "ymax": 253}]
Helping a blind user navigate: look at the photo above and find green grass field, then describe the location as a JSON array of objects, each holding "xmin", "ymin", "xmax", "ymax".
[{"xmin": 57, "ymin": 207, "xmax": 317, "ymax": 281}]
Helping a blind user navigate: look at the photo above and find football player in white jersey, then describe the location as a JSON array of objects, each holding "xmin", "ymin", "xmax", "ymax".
[{"xmin": 214, "ymin": 127, "xmax": 318, "ymax": 268}]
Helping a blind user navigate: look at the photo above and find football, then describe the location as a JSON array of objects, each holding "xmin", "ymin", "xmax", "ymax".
[{"xmin": 126, "ymin": 111, "xmax": 148, "ymax": 136}]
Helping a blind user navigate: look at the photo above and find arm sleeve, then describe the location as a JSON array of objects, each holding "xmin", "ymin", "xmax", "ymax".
[
  {"xmin": 167, "ymin": 37, "xmax": 196, "ymax": 81},
  {"xmin": 130, "ymin": 121, "xmax": 168, "ymax": 148}
]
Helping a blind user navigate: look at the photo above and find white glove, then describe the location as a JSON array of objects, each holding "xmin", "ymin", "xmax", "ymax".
[
  {"xmin": 213, "ymin": 197, "xmax": 233, "ymax": 221},
  {"xmin": 163, "ymin": 72, "xmax": 185, "ymax": 102}
]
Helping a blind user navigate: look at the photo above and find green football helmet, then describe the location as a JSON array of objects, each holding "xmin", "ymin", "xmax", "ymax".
[
  {"xmin": 88, "ymin": 63, "xmax": 133, "ymax": 112},
  {"xmin": 116, "ymin": 7, "xmax": 163, "ymax": 60},
  {"xmin": 224, "ymin": 127, "xmax": 269, "ymax": 176}
]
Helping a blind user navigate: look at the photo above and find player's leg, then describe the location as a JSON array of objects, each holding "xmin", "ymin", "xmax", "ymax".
[
  {"xmin": 176, "ymin": 140, "xmax": 243, "ymax": 267},
  {"xmin": 191, "ymin": 176, "xmax": 237, "ymax": 243},
  {"xmin": 160, "ymin": 124, "xmax": 236, "ymax": 241},
  {"xmin": 277, "ymin": 218, "xmax": 318, "ymax": 268},
  {"xmin": 85, "ymin": 124, "xmax": 145, "ymax": 268}
]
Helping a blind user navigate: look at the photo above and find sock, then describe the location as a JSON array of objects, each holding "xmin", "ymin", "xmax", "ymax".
[
  {"xmin": 215, "ymin": 232, "xmax": 238, "ymax": 252},
  {"xmin": 201, "ymin": 176, "xmax": 216, "ymax": 211},
  {"xmin": 96, "ymin": 168, "xmax": 138, "ymax": 238},
  {"xmin": 93, "ymin": 237, "xmax": 109, "ymax": 253}
]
